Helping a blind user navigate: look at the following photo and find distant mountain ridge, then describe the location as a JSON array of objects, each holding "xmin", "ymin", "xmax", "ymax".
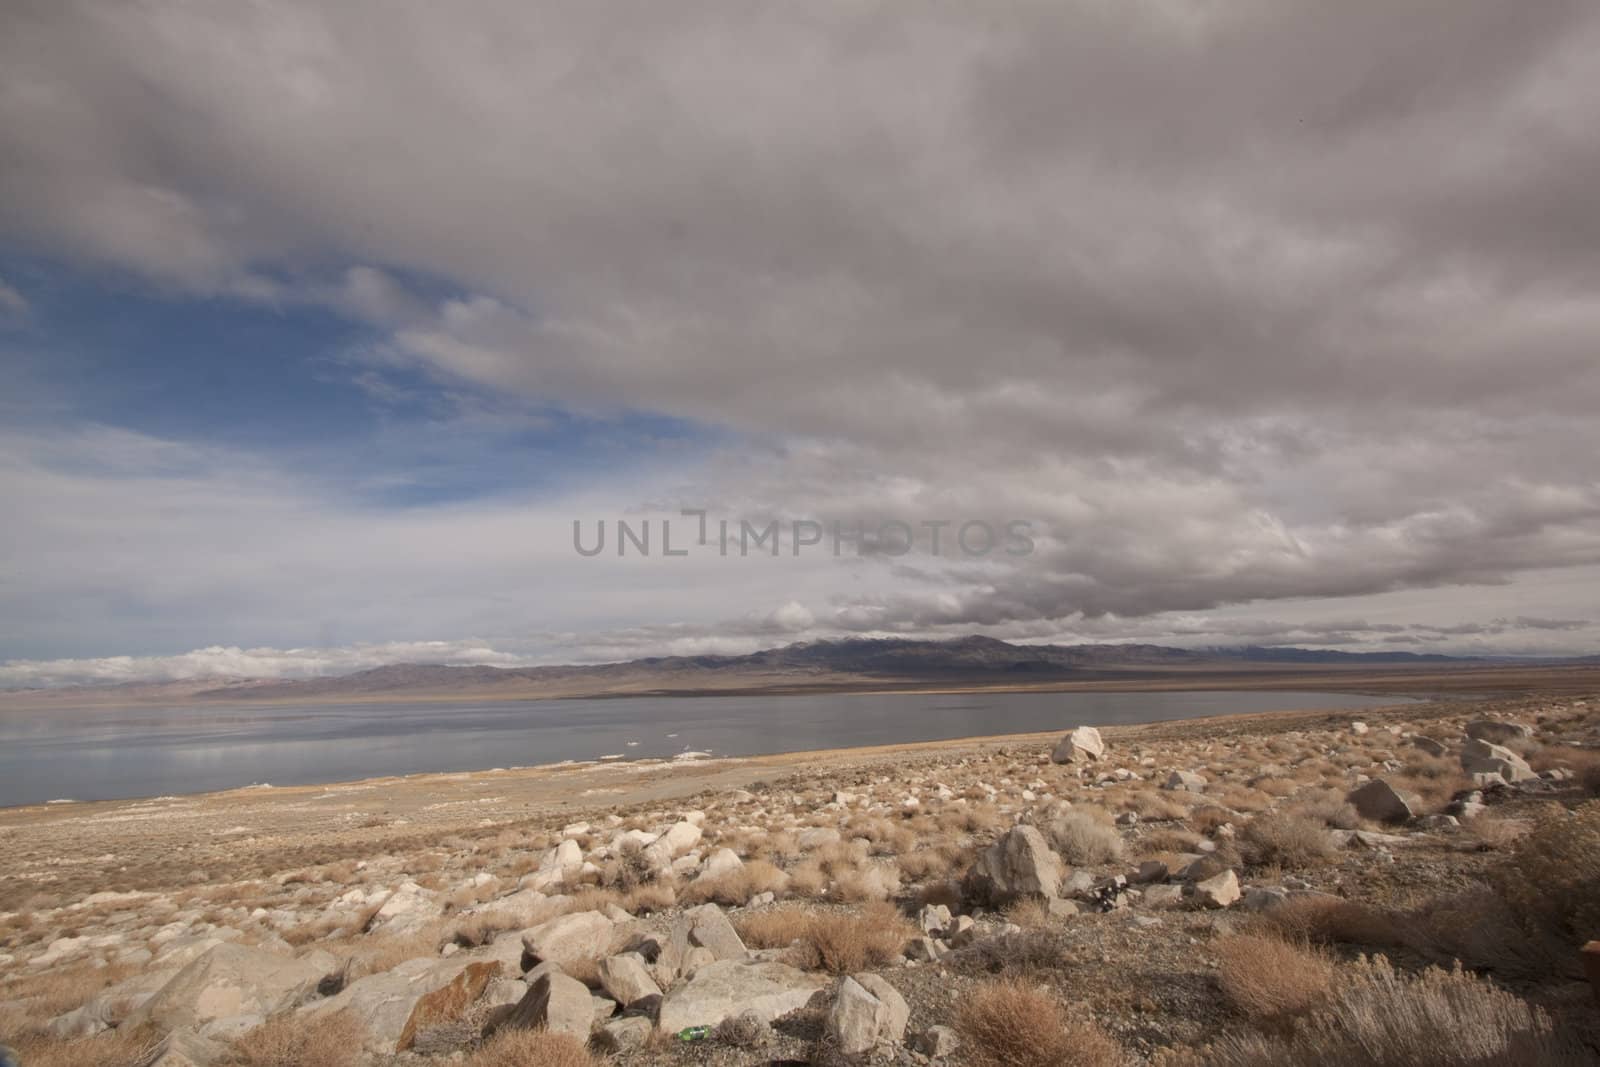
[{"xmin": 181, "ymin": 634, "xmax": 1541, "ymax": 701}]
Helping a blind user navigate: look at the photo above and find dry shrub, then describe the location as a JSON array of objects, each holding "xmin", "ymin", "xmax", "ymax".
[
  {"xmin": 0, "ymin": 962, "xmax": 142, "ymax": 1026},
  {"xmin": 1187, "ymin": 806, "xmax": 1236, "ymax": 834},
  {"xmin": 1288, "ymin": 789, "xmax": 1363, "ymax": 830},
  {"xmin": 1254, "ymin": 896, "xmax": 1403, "ymax": 948},
  {"xmin": 954, "ymin": 928, "xmax": 1072, "ymax": 977},
  {"xmin": 463, "ymin": 1028, "xmax": 598, "ymax": 1067},
  {"xmin": 1045, "ymin": 811, "xmax": 1124, "ymax": 866},
  {"xmin": 1239, "ymin": 813, "xmax": 1336, "ymax": 870},
  {"xmin": 1466, "ymin": 815, "xmax": 1531, "ymax": 851},
  {"xmin": 1138, "ymin": 828, "xmax": 1203, "ymax": 855},
  {"xmin": 602, "ymin": 842, "xmax": 656, "ymax": 892},
  {"xmin": 916, "ymin": 879, "xmax": 963, "ymax": 911},
  {"xmin": 1252, "ymin": 777, "xmax": 1299, "ymax": 798},
  {"xmin": 1214, "ymin": 934, "xmax": 1336, "ymax": 1028},
  {"xmin": 955, "ymin": 977, "xmax": 1124, "ymax": 1067},
  {"xmin": 1490, "ymin": 801, "xmax": 1600, "ymax": 952},
  {"xmin": 1411, "ymin": 887, "xmax": 1577, "ymax": 982},
  {"xmin": 832, "ymin": 862, "xmax": 900, "ymax": 903},
  {"xmin": 621, "ymin": 883, "xmax": 675, "ymax": 914},
  {"xmin": 734, "ymin": 905, "xmax": 817, "ymax": 950},
  {"xmin": 8, "ymin": 1027, "xmax": 163, "ymax": 1067},
  {"xmin": 221, "ymin": 1011, "xmax": 366, "ymax": 1067},
  {"xmin": 1003, "ymin": 897, "xmax": 1051, "ymax": 929},
  {"xmin": 1119, "ymin": 790, "xmax": 1190, "ymax": 821},
  {"xmin": 1198, "ymin": 957, "xmax": 1589, "ymax": 1066},
  {"xmin": 786, "ymin": 861, "xmax": 827, "ymax": 898},
  {"xmin": 681, "ymin": 861, "xmax": 789, "ymax": 906},
  {"xmin": 738, "ymin": 902, "xmax": 914, "ymax": 974},
  {"xmin": 898, "ymin": 842, "xmax": 969, "ymax": 881}
]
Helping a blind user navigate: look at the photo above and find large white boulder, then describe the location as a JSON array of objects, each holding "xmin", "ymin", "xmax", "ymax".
[
  {"xmin": 522, "ymin": 910, "xmax": 615, "ymax": 967},
  {"xmin": 656, "ymin": 959, "xmax": 826, "ymax": 1033},
  {"xmin": 126, "ymin": 944, "xmax": 334, "ymax": 1032},
  {"xmin": 1051, "ymin": 726, "xmax": 1105, "ymax": 763},
  {"xmin": 963, "ymin": 825, "xmax": 1063, "ymax": 904}
]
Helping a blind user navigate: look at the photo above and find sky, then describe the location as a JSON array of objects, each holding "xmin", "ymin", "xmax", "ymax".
[{"xmin": 2, "ymin": 1, "xmax": 1599, "ymax": 686}]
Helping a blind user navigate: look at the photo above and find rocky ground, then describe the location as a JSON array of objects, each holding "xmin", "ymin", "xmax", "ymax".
[{"xmin": 2, "ymin": 691, "xmax": 1599, "ymax": 1066}]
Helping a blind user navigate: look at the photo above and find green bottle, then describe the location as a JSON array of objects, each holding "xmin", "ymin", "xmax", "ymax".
[{"xmin": 676, "ymin": 1024, "xmax": 711, "ymax": 1041}]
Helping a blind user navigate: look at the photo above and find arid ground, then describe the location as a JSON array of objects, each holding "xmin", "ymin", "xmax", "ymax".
[{"xmin": 2, "ymin": 678, "xmax": 1598, "ymax": 1066}]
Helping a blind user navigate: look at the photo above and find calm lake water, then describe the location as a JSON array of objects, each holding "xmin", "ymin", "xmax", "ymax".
[{"xmin": 0, "ymin": 689, "xmax": 1414, "ymax": 808}]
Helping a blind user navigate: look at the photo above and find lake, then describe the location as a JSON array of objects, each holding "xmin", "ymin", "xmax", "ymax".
[{"xmin": 0, "ymin": 689, "xmax": 1414, "ymax": 808}]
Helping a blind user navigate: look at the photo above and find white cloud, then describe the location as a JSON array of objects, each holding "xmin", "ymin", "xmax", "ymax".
[{"xmin": 1, "ymin": 3, "xmax": 1598, "ymax": 663}]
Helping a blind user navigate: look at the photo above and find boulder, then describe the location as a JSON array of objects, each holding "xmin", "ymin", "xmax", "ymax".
[
  {"xmin": 1461, "ymin": 738, "xmax": 1536, "ymax": 782},
  {"xmin": 1350, "ymin": 722, "xmax": 1369, "ymax": 735},
  {"xmin": 522, "ymin": 910, "xmax": 615, "ymax": 967},
  {"xmin": 963, "ymin": 825, "xmax": 1063, "ymax": 904},
  {"xmin": 853, "ymin": 973, "xmax": 909, "ymax": 1044},
  {"xmin": 300, "ymin": 954, "xmax": 485, "ymax": 1053},
  {"xmin": 656, "ymin": 903, "xmax": 747, "ymax": 983},
  {"xmin": 656, "ymin": 959, "xmax": 827, "ymax": 1033},
  {"xmin": 827, "ymin": 974, "xmax": 909, "ymax": 1054},
  {"xmin": 643, "ymin": 821, "xmax": 703, "ymax": 869},
  {"xmin": 1163, "ymin": 770, "xmax": 1207, "ymax": 792},
  {"xmin": 595, "ymin": 1014, "xmax": 653, "ymax": 1052},
  {"xmin": 1051, "ymin": 726, "xmax": 1105, "ymax": 763},
  {"xmin": 396, "ymin": 961, "xmax": 500, "ymax": 1051},
  {"xmin": 917, "ymin": 903, "xmax": 952, "ymax": 937},
  {"xmin": 914, "ymin": 1025, "xmax": 961, "ymax": 1058},
  {"xmin": 46, "ymin": 968, "xmax": 174, "ymax": 1038},
  {"xmin": 500, "ymin": 970, "xmax": 592, "ymax": 1039},
  {"xmin": 126, "ymin": 944, "xmax": 333, "ymax": 1032},
  {"xmin": 1465, "ymin": 720, "xmax": 1533, "ymax": 745},
  {"xmin": 701, "ymin": 848, "xmax": 743, "ymax": 879},
  {"xmin": 597, "ymin": 953, "xmax": 662, "ymax": 1007},
  {"xmin": 1411, "ymin": 735, "xmax": 1448, "ymax": 757},
  {"xmin": 1192, "ymin": 870, "xmax": 1240, "ymax": 909},
  {"xmin": 372, "ymin": 880, "xmax": 442, "ymax": 934},
  {"xmin": 1346, "ymin": 779, "xmax": 1418, "ymax": 823},
  {"xmin": 797, "ymin": 827, "xmax": 842, "ymax": 849},
  {"xmin": 1143, "ymin": 884, "xmax": 1185, "ymax": 909}
]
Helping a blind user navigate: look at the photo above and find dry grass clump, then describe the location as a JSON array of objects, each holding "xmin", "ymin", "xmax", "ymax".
[
  {"xmin": 1213, "ymin": 934, "xmax": 1336, "ymax": 1028},
  {"xmin": 8, "ymin": 1027, "xmax": 163, "ymax": 1067},
  {"xmin": 1137, "ymin": 828, "xmax": 1203, "ymax": 856},
  {"xmin": 1489, "ymin": 801, "xmax": 1600, "ymax": 952},
  {"xmin": 1410, "ymin": 888, "xmax": 1575, "ymax": 982},
  {"xmin": 0, "ymin": 962, "xmax": 143, "ymax": 1028},
  {"xmin": 897, "ymin": 842, "xmax": 970, "ymax": 881},
  {"xmin": 220, "ymin": 1010, "xmax": 366, "ymax": 1067},
  {"xmin": 831, "ymin": 861, "xmax": 901, "ymax": 903},
  {"xmin": 601, "ymin": 842, "xmax": 657, "ymax": 892},
  {"xmin": 1186, "ymin": 805, "xmax": 1236, "ymax": 834},
  {"xmin": 736, "ymin": 902, "xmax": 914, "ymax": 974},
  {"xmin": 1239, "ymin": 812, "xmax": 1337, "ymax": 870},
  {"xmin": 954, "ymin": 928, "xmax": 1073, "ymax": 977},
  {"xmin": 1253, "ymin": 896, "xmax": 1403, "ymax": 948},
  {"xmin": 679, "ymin": 862, "xmax": 781, "ymax": 907},
  {"xmin": 1045, "ymin": 810, "xmax": 1124, "ymax": 866},
  {"xmin": 1198, "ymin": 957, "xmax": 1589, "ymax": 1066},
  {"xmin": 1118, "ymin": 790, "xmax": 1190, "ymax": 821},
  {"xmin": 620, "ymin": 883, "xmax": 675, "ymax": 914},
  {"xmin": 955, "ymin": 978, "xmax": 1124, "ymax": 1067},
  {"xmin": 1287, "ymin": 789, "xmax": 1363, "ymax": 830},
  {"xmin": 1465, "ymin": 815, "xmax": 1532, "ymax": 851},
  {"xmin": 462, "ymin": 1028, "xmax": 599, "ymax": 1067}
]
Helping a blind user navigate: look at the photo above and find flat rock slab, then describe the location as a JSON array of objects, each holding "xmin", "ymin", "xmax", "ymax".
[{"xmin": 657, "ymin": 958, "xmax": 827, "ymax": 1034}]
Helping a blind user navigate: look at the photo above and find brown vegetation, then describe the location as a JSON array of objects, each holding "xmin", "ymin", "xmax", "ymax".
[{"xmin": 955, "ymin": 977, "xmax": 1124, "ymax": 1067}]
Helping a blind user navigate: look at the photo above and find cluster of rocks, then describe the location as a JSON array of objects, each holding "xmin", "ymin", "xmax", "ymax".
[{"xmin": 1347, "ymin": 718, "xmax": 1565, "ymax": 827}]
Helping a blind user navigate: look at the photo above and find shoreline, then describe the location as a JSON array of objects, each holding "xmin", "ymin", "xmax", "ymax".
[{"xmin": 0, "ymin": 689, "xmax": 1441, "ymax": 813}]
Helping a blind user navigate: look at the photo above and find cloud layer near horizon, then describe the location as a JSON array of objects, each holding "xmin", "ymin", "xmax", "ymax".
[{"xmin": 3, "ymin": 2, "xmax": 1600, "ymax": 680}]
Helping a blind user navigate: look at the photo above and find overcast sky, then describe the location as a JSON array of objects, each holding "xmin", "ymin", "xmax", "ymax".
[{"xmin": 3, "ymin": 1, "xmax": 1599, "ymax": 686}]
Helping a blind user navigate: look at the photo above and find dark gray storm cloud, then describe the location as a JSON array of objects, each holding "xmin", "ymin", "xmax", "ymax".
[{"xmin": 2, "ymin": 1, "xmax": 1598, "ymax": 670}]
